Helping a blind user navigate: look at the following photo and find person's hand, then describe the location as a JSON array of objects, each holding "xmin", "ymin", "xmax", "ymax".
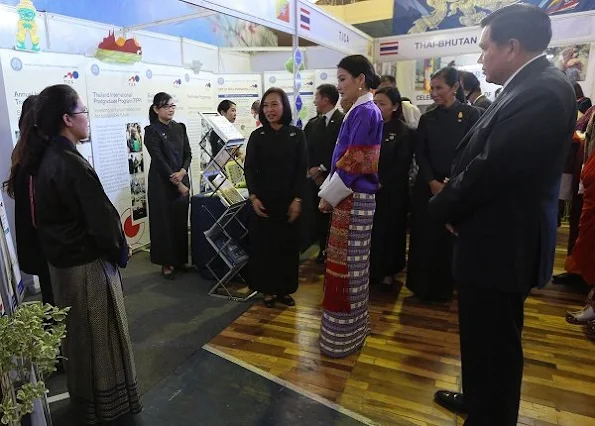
[
  {"xmin": 170, "ymin": 169, "xmax": 186, "ymax": 185},
  {"xmin": 177, "ymin": 183, "xmax": 190, "ymax": 196},
  {"xmin": 288, "ymin": 198, "xmax": 302, "ymax": 223},
  {"xmin": 446, "ymin": 223, "xmax": 458, "ymax": 236},
  {"xmin": 429, "ymin": 180, "xmax": 445, "ymax": 195},
  {"xmin": 309, "ymin": 167, "xmax": 321, "ymax": 179},
  {"xmin": 251, "ymin": 197, "xmax": 268, "ymax": 218},
  {"xmin": 319, "ymin": 199, "xmax": 333, "ymax": 214},
  {"xmin": 378, "ymin": 182, "xmax": 383, "ymax": 190},
  {"xmin": 128, "ymin": 246, "xmax": 133, "ymax": 260},
  {"xmin": 314, "ymin": 174, "xmax": 326, "ymax": 187}
]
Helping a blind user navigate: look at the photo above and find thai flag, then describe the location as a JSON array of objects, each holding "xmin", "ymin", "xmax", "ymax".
[
  {"xmin": 379, "ymin": 41, "xmax": 399, "ymax": 56},
  {"xmin": 300, "ymin": 7, "xmax": 311, "ymax": 31}
]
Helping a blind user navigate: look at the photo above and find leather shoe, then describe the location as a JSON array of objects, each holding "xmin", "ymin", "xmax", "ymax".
[{"xmin": 434, "ymin": 390, "xmax": 467, "ymax": 414}]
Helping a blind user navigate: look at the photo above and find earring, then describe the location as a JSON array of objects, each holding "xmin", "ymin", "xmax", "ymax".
[{"xmin": 358, "ymin": 87, "xmax": 363, "ymax": 91}]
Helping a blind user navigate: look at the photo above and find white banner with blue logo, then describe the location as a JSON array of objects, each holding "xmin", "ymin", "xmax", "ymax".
[
  {"xmin": 264, "ymin": 69, "xmax": 316, "ymax": 127},
  {"xmin": 0, "ymin": 50, "xmax": 91, "ymax": 160},
  {"xmin": 85, "ymin": 60, "xmax": 151, "ymax": 249},
  {"xmin": 216, "ymin": 74, "xmax": 262, "ymax": 139}
]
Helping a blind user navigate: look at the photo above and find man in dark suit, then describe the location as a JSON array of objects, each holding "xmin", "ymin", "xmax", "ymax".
[
  {"xmin": 305, "ymin": 84, "xmax": 344, "ymax": 264},
  {"xmin": 460, "ymin": 70, "xmax": 493, "ymax": 110},
  {"xmin": 430, "ymin": 5, "xmax": 576, "ymax": 425}
]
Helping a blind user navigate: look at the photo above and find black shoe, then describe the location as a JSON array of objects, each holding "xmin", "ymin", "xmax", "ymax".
[
  {"xmin": 552, "ymin": 272, "xmax": 585, "ymax": 286},
  {"xmin": 277, "ymin": 295, "xmax": 296, "ymax": 306},
  {"xmin": 263, "ymin": 297, "xmax": 276, "ymax": 308},
  {"xmin": 434, "ymin": 390, "xmax": 467, "ymax": 414},
  {"xmin": 316, "ymin": 251, "xmax": 326, "ymax": 265}
]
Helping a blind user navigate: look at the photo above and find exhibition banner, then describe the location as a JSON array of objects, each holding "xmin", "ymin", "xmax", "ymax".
[
  {"xmin": 392, "ymin": 0, "xmax": 595, "ymax": 36},
  {"xmin": 377, "ymin": 10, "xmax": 595, "ymax": 62},
  {"xmin": 184, "ymin": 71, "xmax": 217, "ymax": 194},
  {"xmin": 85, "ymin": 60, "xmax": 150, "ymax": 248},
  {"xmin": 182, "ymin": 0, "xmax": 295, "ymax": 34},
  {"xmin": 0, "ymin": 192, "xmax": 24, "ymax": 310},
  {"xmin": 297, "ymin": 0, "xmax": 374, "ymax": 57},
  {"xmin": 264, "ymin": 70, "xmax": 316, "ymax": 124},
  {"xmin": 314, "ymin": 68, "xmax": 337, "ymax": 89},
  {"xmin": 458, "ymin": 63, "xmax": 501, "ymax": 101},
  {"xmin": 217, "ymin": 73, "xmax": 262, "ymax": 139},
  {"xmin": 0, "ymin": 49, "xmax": 92, "ymax": 162}
]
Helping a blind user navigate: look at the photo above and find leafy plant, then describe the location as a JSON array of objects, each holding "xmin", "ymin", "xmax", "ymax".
[{"xmin": 0, "ymin": 302, "xmax": 69, "ymax": 425}]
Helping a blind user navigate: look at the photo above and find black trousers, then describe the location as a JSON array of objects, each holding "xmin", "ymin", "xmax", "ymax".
[
  {"xmin": 38, "ymin": 261, "xmax": 55, "ymax": 306},
  {"xmin": 458, "ymin": 285, "xmax": 528, "ymax": 426}
]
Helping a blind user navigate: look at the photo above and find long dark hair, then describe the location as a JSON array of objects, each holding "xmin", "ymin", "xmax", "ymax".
[
  {"xmin": 431, "ymin": 67, "xmax": 466, "ymax": 103},
  {"xmin": 259, "ymin": 87, "xmax": 292, "ymax": 128},
  {"xmin": 375, "ymin": 86, "xmax": 403, "ymax": 121},
  {"xmin": 3, "ymin": 85, "xmax": 79, "ymax": 196},
  {"xmin": 3, "ymin": 95, "xmax": 38, "ymax": 198},
  {"xmin": 337, "ymin": 55, "xmax": 381, "ymax": 90},
  {"xmin": 149, "ymin": 92, "xmax": 172, "ymax": 123}
]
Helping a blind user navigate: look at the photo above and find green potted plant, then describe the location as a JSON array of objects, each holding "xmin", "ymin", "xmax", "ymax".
[{"xmin": 0, "ymin": 302, "xmax": 68, "ymax": 426}]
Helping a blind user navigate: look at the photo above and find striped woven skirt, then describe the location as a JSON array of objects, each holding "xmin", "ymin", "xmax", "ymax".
[
  {"xmin": 49, "ymin": 258, "xmax": 142, "ymax": 424},
  {"xmin": 320, "ymin": 192, "xmax": 375, "ymax": 358}
]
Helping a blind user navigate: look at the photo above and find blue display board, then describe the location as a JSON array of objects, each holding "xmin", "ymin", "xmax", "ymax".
[{"xmin": 393, "ymin": 0, "xmax": 595, "ymax": 35}]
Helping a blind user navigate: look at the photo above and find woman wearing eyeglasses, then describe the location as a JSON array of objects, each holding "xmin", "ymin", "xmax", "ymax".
[
  {"xmin": 7, "ymin": 84, "xmax": 141, "ymax": 424},
  {"xmin": 145, "ymin": 92, "xmax": 192, "ymax": 279}
]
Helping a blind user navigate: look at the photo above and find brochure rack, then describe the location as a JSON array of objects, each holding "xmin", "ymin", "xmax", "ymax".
[{"xmin": 198, "ymin": 112, "xmax": 255, "ymax": 301}]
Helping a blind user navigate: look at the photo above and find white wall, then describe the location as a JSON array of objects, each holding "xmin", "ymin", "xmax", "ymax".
[
  {"xmin": 250, "ymin": 51, "xmax": 292, "ymax": 73},
  {"xmin": 218, "ymin": 51, "xmax": 251, "ymax": 73},
  {"xmin": 183, "ymin": 39, "xmax": 219, "ymax": 72},
  {"xmin": 306, "ymin": 46, "xmax": 345, "ymax": 69}
]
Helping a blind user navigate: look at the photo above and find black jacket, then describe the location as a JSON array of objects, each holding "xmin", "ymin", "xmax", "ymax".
[
  {"xmin": 305, "ymin": 109, "xmax": 344, "ymax": 171},
  {"xmin": 429, "ymin": 57, "xmax": 577, "ymax": 292},
  {"xmin": 34, "ymin": 136, "xmax": 126, "ymax": 268},
  {"xmin": 13, "ymin": 164, "xmax": 45, "ymax": 274}
]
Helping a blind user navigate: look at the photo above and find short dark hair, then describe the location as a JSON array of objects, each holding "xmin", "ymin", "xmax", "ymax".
[
  {"xmin": 316, "ymin": 84, "xmax": 339, "ymax": 105},
  {"xmin": 337, "ymin": 55, "xmax": 381, "ymax": 90},
  {"xmin": 481, "ymin": 4, "xmax": 551, "ymax": 52},
  {"xmin": 375, "ymin": 86, "xmax": 402, "ymax": 121},
  {"xmin": 380, "ymin": 75, "xmax": 396, "ymax": 86},
  {"xmin": 259, "ymin": 87, "xmax": 292, "ymax": 128},
  {"xmin": 217, "ymin": 99, "xmax": 236, "ymax": 114},
  {"xmin": 431, "ymin": 67, "xmax": 466, "ymax": 103},
  {"xmin": 574, "ymin": 82, "xmax": 585, "ymax": 99},
  {"xmin": 460, "ymin": 70, "xmax": 481, "ymax": 95}
]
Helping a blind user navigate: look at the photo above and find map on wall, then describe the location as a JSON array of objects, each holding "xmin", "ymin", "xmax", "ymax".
[{"xmin": 393, "ymin": 0, "xmax": 595, "ymax": 35}]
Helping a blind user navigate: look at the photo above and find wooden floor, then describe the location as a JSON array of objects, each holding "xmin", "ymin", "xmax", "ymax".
[{"xmin": 209, "ymin": 226, "xmax": 595, "ymax": 426}]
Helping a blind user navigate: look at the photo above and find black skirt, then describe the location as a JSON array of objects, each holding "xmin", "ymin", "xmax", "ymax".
[
  {"xmin": 406, "ymin": 179, "xmax": 455, "ymax": 300},
  {"xmin": 247, "ymin": 201, "xmax": 300, "ymax": 295}
]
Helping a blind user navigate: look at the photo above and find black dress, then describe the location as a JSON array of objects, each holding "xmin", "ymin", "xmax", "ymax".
[
  {"xmin": 244, "ymin": 125, "xmax": 307, "ymax": 295},
  {"xmin": 144, "ymin": 120, "xmax": 192, "ymax": 267},
  {"xmin": 13, "ymin": 164, "xmax": 54, "ymax": 305},
  {"xmin": 370, "ymin": 118, "xmax": 414, "ymax": 281},
  {"xmin": 407, "ymin": 101, "xmax": 480, "ymax": 301}
]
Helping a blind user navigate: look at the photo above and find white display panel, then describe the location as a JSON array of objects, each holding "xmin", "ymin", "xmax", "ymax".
[
  {"xmin": 264, "ymin": 69, "xmax": 316, "ymax": 125},
  {"xmin": 0, "ymin": 50, "xmax": 92, "ymax": 161},
  {"xmin": 217, "ymin": 73, "xmax": 262, "ymax": 139},
  {"xmin": 85, "ymin": 60, "xmax": 150, "ymax": 248}
]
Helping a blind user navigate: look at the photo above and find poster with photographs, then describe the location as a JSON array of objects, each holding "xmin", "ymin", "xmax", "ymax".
[
  {"xmin": 546, "ymin": 44, "xmax": 590, "ymax": 83},
  {"xmin": 126, "ymin": 122, "xmax": 147, "ymax": 223}
]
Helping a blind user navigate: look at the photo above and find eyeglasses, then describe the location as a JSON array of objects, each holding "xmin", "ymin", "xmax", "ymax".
[
  {"xmin": 159, "ymin": 104, "xmax": 177, "ymax": 110},
  {"xmin": 69, "ymin": 108, "xmax": 89, "ymax": 115}
]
